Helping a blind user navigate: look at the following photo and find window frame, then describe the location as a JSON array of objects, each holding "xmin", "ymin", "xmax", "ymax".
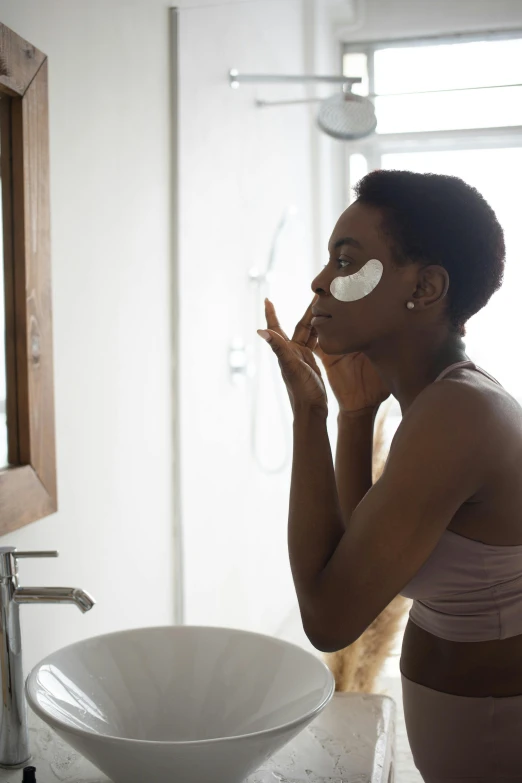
[{"xmin": 342, "ymin": 30, "xmax": 522, "ymax": 206}]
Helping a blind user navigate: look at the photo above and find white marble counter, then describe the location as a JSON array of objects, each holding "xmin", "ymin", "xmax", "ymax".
[{"xmin": 0, "ymin": 694, "xmax": 396, "ymax": 783}]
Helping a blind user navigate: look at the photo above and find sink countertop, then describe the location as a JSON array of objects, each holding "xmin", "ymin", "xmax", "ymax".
[{"xmin": 0, "ymin": 694, "xmax": 395, "ymax": 783}]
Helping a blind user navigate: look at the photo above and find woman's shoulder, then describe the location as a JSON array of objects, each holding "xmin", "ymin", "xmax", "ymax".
[
  {"xmin": 428, "ymin": 363, "xmax": 520, "ymax": 420},
  {"xmin": 396, "ymin": 365, "xmax": 522, "ymax": 460}
]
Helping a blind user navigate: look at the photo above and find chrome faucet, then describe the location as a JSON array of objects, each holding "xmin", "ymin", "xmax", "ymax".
[{"xmin": 0, "ymin": 547, "xmax": 95, "ymax": 768}]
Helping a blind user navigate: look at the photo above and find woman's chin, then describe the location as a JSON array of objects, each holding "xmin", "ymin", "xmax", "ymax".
[{"xmin": 317, "ymin": 335, "xmax": 356, "ymax": 355}]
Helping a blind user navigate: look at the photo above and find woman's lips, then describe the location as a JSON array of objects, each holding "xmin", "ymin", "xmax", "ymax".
[{"xmin": 311, "ymin": 315, "xmax": 332, "ymax": 326}]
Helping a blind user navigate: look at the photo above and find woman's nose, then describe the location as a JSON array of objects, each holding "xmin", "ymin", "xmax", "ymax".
[{"xmin": 311, "ymin": 267, "xmax": 331, "ymax": 295}]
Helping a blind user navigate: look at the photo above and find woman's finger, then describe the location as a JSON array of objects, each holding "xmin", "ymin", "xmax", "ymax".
[
  {"xmin": 307, "ymin": 349, "xmax": 324, "ymax": 378},
  {"xmin": 308, "ymin": 325, "xmax": 318, "ymax": 353},
  {"xmin": 312, "ymin": 340, "xmax": 326, "ymax": 361},
  {"xmin": 257, "ymin": 328, "xmax": 299, "ymax": 368},
  {"xmin": 264, "ymin": 299, "xmax": 290, "ymax": 341},
  {"xmin": 292, "ymin": 299, "xmax": 316, "ymax": 347}
]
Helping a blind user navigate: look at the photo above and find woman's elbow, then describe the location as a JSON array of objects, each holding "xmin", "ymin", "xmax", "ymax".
[{"xmin": 303, "ymin": 623, "xmax": 356, "ymax": 653}]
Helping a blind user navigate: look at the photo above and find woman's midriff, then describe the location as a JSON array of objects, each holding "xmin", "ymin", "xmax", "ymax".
[{"xmin": 400, "ymin": 617, "xmax": 522, "ymax": 696}]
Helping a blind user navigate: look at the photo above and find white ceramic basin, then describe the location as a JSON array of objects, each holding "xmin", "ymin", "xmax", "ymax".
[{"xmin": 26, "ymin": 625, "xmax": 335, "ymax": 783}]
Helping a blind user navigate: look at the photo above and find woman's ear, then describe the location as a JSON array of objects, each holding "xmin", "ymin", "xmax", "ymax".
[{"xmin": 412, "ymin": 265, "xmax": 449, "ymax": 309}]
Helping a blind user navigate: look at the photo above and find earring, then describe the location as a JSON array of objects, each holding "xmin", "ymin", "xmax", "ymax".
[{"xmin": 406, "ymin": 301, "xmax": 415, "ymax": 310}]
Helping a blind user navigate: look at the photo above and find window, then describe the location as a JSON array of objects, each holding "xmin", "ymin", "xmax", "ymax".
[{"xmin": 342, "ymin": 33, "xmax": 522, "ymax": 409}]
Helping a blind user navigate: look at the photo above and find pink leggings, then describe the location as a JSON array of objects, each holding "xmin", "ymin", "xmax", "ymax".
[{"xmin": 401, "ymin": 671, "xmax": 522, "ymax": 781}]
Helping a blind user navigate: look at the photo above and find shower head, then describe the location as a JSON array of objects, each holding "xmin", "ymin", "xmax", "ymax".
[
  {"xmin": 229, "ymin": 70, "xmax": 376, "ymax": 141},
  {"xmin": 316, "ymin": 90, "xmax": 377, "ymax": 140}
]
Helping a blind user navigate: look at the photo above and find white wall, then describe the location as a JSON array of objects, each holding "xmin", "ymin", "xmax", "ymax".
[
  {"xmin": 0, "ymin": 0, "xmax": 325, "ymax": 680},
  {"xmin": 334, "ymin": 0, "xmax": 522, "ymax": 42},
  {"xmin": 0, "ymin": 0, "xmax": 176, "ymax": 674},
  {"xmin": 177, "ymin": 0, "xmax": 318, "ymax": 634}
]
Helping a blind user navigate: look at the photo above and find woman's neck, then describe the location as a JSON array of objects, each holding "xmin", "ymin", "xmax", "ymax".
[{"xmin": 366, "ymin": 329, "xmax": 468, "ymax": 413}]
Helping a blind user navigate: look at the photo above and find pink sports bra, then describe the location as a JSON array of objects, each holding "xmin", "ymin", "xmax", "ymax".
[{"xmin": 399, "ymin": 360, "xmax": 522, "ymax": 643}]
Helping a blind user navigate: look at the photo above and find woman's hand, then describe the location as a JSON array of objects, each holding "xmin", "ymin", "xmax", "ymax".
[
  {"xmin": 314, "ymin": 342, "xmax": 391, "ymax": 414},
  {"xmin": 259, "ymin": 297, "xmax": 391, "ymax": 416},
  {"xmin": 257, "ymin": 298, "xmax": 328, "ymax": 417}
]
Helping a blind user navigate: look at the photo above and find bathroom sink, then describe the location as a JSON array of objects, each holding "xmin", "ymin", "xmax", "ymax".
[{"xmin": 26, "ymin": 625, "xmax": 335, "ymax": 783}]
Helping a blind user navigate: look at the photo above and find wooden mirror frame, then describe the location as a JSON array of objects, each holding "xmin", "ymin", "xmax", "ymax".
[{"xmin": 0, "ymin": 24, "xmax": 56, "ymax": 534}]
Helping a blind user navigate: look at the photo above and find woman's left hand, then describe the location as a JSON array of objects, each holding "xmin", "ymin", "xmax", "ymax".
[{"xmin": 257, "ymin": 298, "xmax": 328, "ymax": 417}]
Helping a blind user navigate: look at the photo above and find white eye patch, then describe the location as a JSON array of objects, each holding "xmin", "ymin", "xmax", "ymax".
[{"xmin": 330, "ymin": 258, "xmax": 383, "ymax": 302}]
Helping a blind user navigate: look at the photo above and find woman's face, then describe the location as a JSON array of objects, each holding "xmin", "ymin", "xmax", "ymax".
[{"xmin": 310, "ymin": 200, "xmax": 422, "ymax": 355}]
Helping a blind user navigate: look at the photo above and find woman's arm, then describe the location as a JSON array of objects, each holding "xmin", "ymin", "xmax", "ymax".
[
  {"xmin": 289, "ymin": 381, "xmax": 492, "ymax": 652},
  {"xmin": 289, "ymin": 405, "xmax": 379, "ymax": 613},
  {"xmin": 289, "ymin": 407, "xmax": 345, "ymax": 615},
  {"xmin": 335, "ymin": 408, "xmax": 379, "ymax": 527}
]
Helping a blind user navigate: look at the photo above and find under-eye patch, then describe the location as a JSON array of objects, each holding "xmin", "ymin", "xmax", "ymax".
[{"xmin": 330, "ymin": 258, "xmax": 383, "ymax": 302}]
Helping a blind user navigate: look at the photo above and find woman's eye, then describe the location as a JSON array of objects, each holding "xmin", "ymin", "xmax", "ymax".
[{"xmin": 323, "ymin": 257, "xmax": 352, "ymax": 269}]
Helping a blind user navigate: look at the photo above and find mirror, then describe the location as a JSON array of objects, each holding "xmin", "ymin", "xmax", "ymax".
[
  {"xmin": 0, "ymin": 108, "xmax": 7, "ymax": 468},
  {"xmin": 0, "ymin": 24, "xmax": 57, "ymax": 534}
]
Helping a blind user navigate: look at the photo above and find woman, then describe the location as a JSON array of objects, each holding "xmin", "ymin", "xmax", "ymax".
[{"xmin": 257, "ymin": 169, "xmax": 522, "ymax": 782}]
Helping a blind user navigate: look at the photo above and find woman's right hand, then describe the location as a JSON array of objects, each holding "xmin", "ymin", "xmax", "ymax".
[
  {"xmin": 307, "ymin": 296, "xmax": 391, "ymax": 414},
  {"xmin": 314, "ymin": 346, "xmax": 391, "ymax": 414}
]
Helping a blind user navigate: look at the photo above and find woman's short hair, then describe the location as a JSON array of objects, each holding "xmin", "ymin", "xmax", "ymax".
[{"xmin": 354, "ymin": 169, "xmax": 505, "ymax": 333}]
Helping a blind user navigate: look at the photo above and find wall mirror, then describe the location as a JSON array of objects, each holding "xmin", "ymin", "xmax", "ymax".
[{"xmin": 0, "ymin": 23, "xmax": 56, "ymax": 534}]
